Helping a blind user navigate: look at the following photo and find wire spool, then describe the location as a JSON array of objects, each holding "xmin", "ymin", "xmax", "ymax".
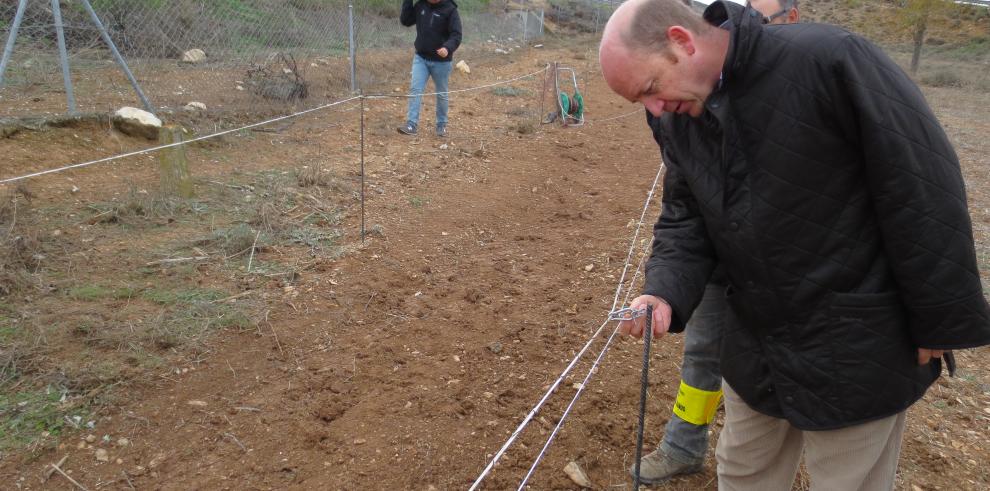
[
  {"xmin": 571, "ymin": 91, "xmax": 584, "ymax": 119},
  {"xmin": 560, "ymin": 91, "xmax": 584, "ymax": 120}
]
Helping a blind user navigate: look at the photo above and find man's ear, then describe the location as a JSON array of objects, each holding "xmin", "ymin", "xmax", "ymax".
[
  {"xmin": 666, "ymin": 26, "xmax": 696, "ymax": 56},
  {"xmin": 787, "ymin": 8, "xmax": 800, "ymax": 23}
]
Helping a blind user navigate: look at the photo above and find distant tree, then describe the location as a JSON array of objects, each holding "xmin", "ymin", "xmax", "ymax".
[{"xmin": 897, "ymin": 0, "xmax": 952, "ymax": 74}]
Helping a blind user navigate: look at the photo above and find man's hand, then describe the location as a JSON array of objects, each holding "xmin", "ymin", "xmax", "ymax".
[
  {"xmin": 618, "ymin": 295, "xmax": 672, "ymax": 339},
  {"xmin": 917, "ymin": 348, "xmax": 944, "ymax": 365},
  {"xmin": 437, "ymin": 47, "xmax": 449, "ymax": 58}
]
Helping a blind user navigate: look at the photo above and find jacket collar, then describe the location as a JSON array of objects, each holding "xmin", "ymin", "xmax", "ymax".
[{"xmin": 703, "ymin": 0, "xmax": 764, "ymax": 90}]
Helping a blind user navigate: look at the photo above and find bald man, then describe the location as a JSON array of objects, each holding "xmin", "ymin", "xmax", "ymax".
[
  {"xmin": 638, "ymin": 1, "xmax": 803, "ymax": 485},
  {"xmin": 601, "ymin": 0, "xmax": 990, "ymax": 489},
  {"xmin": 750, "ymin": 0, "xmax": 799, "ymax": 25}
]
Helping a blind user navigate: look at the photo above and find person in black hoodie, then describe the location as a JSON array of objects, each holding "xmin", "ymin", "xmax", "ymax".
[
  {"xmin": 397, "ymin": 0, "xmax": 462, "ymax": 137},
  {"xmin": 600, "ymin": 0, "xmax": 990, "ymax": 489}
]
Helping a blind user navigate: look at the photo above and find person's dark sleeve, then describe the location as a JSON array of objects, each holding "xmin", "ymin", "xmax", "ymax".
[
  {"xmin": 837, "ymin": 35, "xmax": 990, "ymax": 349},
  {"xmin": 400, "ymin": 0, "xmax": 416, "ymax": 27},
  {"xmin": 641, "ymin": 125, "xmax": 717, "ymax": 333},
  {"xmin": 443, "ymin": 8, "xmax": 463, "ymax": 54}
]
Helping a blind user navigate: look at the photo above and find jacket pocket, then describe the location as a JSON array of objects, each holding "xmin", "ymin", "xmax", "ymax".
[
  {"xmin": 830, "ymin": 291, "xmax": 900, "ymax": 311},
  {"xmin": 827, "ymin": 292, "xmax": 924, "ymax": 421}
]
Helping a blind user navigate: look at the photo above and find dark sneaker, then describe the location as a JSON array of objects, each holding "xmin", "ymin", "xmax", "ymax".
[
  {"xmin": 397, "ymin": 123, "xmax": 417, "ymax": 135},
  {"xmin": 629, "ymin": 448, "xmax": 703, "ymax": 485},
  {"xmin": 436, "ymin": 125, "xmax": 447, "ymax": 138}
]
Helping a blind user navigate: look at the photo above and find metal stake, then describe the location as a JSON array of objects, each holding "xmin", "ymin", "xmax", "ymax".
[
  {"xmin": 52, "ymin": 0, "xmax": 77, "ymax": 114},
  {"xmin": 360, "ymin": 94, "xmax": 366, "ymax": 243},
  {"xmin": 78, "ymin": 0, "xmax": 155, "ymax": 114},
  {"xmin": 522, "ymin": 10, "xmax": 528, "ymax": 44},
  {"xmin": 0, "ymin": 0, "xmax": 29, "ymax": 87},
  {"xmin": 632, "ymin": 305, "xmax": 654, "ymax": 491},
  {"xmin": 349, "ymin": 3, "xmax": 357, "ymax": 93}
]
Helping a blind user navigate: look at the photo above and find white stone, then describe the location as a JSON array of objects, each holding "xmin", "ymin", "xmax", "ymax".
[
  {"xmin": 564, "ymin": 461, "xmax": 593, "ymax": 488},
  {"xmin": 181, "ymin": 49, "xmax": 206, "ymax": 63},
  {"xmin": 495, "ymin": 48, "xmax": 508, "ymax": 55},
  {"xmin": 184, "ymin": 101, "xmax": 207, "ymax": 112},
  {"xmin": 95, "ymin": 448, "xmax": 110, "ymax": 462},
  {"xmin": 112, "ymin": 107, "xmax": 162, "ymax": 140},
  {"xmin": 455, "ymin": 60, "xmax": 471, "ymax": 74}
]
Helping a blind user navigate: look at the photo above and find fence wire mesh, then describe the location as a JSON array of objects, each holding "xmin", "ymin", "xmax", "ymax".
[{"xmin": 0, "ymin": 1, "xmax": 628, "ymax": 121}]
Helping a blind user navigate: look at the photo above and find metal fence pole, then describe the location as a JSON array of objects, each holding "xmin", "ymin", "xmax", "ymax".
[
  {"xmin": 522, "ymin": 10, "xmax": 528, "ymax": 44},
  {"xmin": 52, "ymin": 0, "xmax": 78, "ymax": 114},
  {"xmin": 78, "ymin": 0, "xmax": 155, "ymax": 114},
  {"xmin": 539, "ymin": 9, "xmax": 545, "ymax": 36},
  {"xmin": 0, "ymin": 0, "xmax": 29, "ymax": 87},
  {"xmin": 349, "ymin": 3, "xmax": 357, "ymax": 93}
]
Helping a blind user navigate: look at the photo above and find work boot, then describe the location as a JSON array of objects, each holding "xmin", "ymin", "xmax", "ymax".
[
  {"xmin": 436, "ymin": 124, "xmax": 447, "ymax": 138},
  {"xmin": 629, "ymin": 447, "xmax": 703, "ymax": 484},
  {"xmin": 397, "ymin": 122, "xmax": 417, "ymax": 135}
]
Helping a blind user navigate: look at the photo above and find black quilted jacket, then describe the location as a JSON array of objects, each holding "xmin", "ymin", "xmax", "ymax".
[{"xmin": 644, "ymin": 1, "xmax": 990, "ymax": 430}]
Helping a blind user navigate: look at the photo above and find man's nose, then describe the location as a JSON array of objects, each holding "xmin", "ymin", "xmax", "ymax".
[{"xmin": 644, "ymin": 99, "xmax": 667, "ymax": 117}]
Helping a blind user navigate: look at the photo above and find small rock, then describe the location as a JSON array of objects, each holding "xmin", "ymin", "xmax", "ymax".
[
  {"xmin": 452, "ymin": 355, "xmax": 460, "ymax": 362},
  {"xmin": 112, "ymin": 107, "xmax": 162, "ymax": 140},
  {"xmin": 181, "ymin": 48, "xmax": 206, "ymax": 63},
  {"xmin": 495, "ymin": 48, "xmax": 508, "ymax": 55},
  {"xmin": 564, "ymin": 461, "xmax": 593, "ymax": 488},
  {"xmin": 911, "ymin": 485, "xmax": 923, "ymax": 491},
  {"xmin": 187, "ymin": 400, "xmax": 208, "ymax": 407},
  {"xmin": 95, "ymin": 448, "xmax": 110, "ymax": 462},
  {"xmin": 572, "ymin": 383, "xmax": 584, "ymax": 390},
  {"xmin": 183, "ymin": 101, "xmax": 207, "ymax": 112},
  {"xmin": 404, "ymin": 401, "xmax": 413, "ymax": 409},
  {"xmin": 483, "ymin": 392, "xmax": 495, "ymax": 399},
  {"xmin": 85, "ymin": 435, "xmax": 97, "ymax": 443},
  {"xmin": 584, "ymin": 264, "xmax": 594, "ymax": 272},
  {"xmin": 440, "ymin": 143, "xmax": 448, "ymax": 150},
  {"xmin": 353, "ymin": 438, "xmax": 367, "ymax": 445},
  {"xmin": 534, "ymin": 44, "xmax": 544, "ymax": 48},
  {"xmin": 487, "ymin": 342, "xmax": 503, "ymax": 354},
  {"xmin": 52, "ymin": 229, "xmax": 62, "ymax": 237},
  {"xmin": 116, "ymin": 458, "xmax": 124, "ymax": 465},
  {"xmin": 117, "ymin": 438, "xmax": 130, "ymax": 447},
  {"xmin": 455, "ymin": 60, "xmax": 471, "ymax": 74},
  {"xmin": 236, "ymin": 85, "xmax": 245, "ymax": 91}
]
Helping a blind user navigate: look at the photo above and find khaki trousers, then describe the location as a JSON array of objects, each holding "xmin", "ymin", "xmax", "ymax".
[{"xmin": 716, "ymin": 382, "xmax": 907, "ymax": 491}]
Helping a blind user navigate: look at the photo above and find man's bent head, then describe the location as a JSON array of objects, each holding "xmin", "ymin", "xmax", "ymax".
[{"xmin": 599, "ymin": 0, "xmax": 728, "ymax": 118}]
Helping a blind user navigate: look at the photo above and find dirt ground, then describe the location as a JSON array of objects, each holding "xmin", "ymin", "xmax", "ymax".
[{"xmin": 1, "ymin": 39, "xmax": 989, "ymax": 491}]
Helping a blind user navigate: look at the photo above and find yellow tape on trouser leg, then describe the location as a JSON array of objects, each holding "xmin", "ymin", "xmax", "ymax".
[{"xmin": 672, "ymin": 380, "xmax": 723, "ymax": 426}]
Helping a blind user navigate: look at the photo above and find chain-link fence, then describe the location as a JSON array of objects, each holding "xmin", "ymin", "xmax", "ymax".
[{"xmin": 0, "ymin": 1, "xmax": 584, "ymax": 120}]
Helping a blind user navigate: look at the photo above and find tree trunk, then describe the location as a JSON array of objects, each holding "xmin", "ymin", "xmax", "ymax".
[
  {"xmin": 910, "ymin": 13, "xmax": 929, "ymax": 75},
  {"xmin": 158, "ymin": 124, "xmax": 193, "ymax": 199}
]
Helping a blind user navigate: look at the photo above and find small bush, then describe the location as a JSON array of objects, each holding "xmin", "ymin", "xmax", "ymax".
[
  {"xmin": 510, "ymin": 121, "xmax": 537, "ymax": 135},
  {"xmin": 921, "ymin": 69, "xmax": 964, "ymax": 88},
  {"xmin": 492, "ymin": 86, "xmax": 528, "ymax": 97}
]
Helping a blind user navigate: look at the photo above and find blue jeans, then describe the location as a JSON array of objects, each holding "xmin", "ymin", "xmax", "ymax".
[
  {"xmin": 660, "ymin": 283, "xmax": 726, "ymax": 464},
  {"xmin": 405, "ymin": 54, "xmax": 452, "ymax": 129}
]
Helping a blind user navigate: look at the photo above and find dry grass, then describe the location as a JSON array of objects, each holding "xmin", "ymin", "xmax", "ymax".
[{"xmin": 0, "ymin": 185, "xmax": 42, "ymax": 297}]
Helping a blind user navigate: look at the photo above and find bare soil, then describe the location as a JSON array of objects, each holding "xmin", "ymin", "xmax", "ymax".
[{"xmin": 1, "ymin": 40, "xmax": 989, "ymax": 491}]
